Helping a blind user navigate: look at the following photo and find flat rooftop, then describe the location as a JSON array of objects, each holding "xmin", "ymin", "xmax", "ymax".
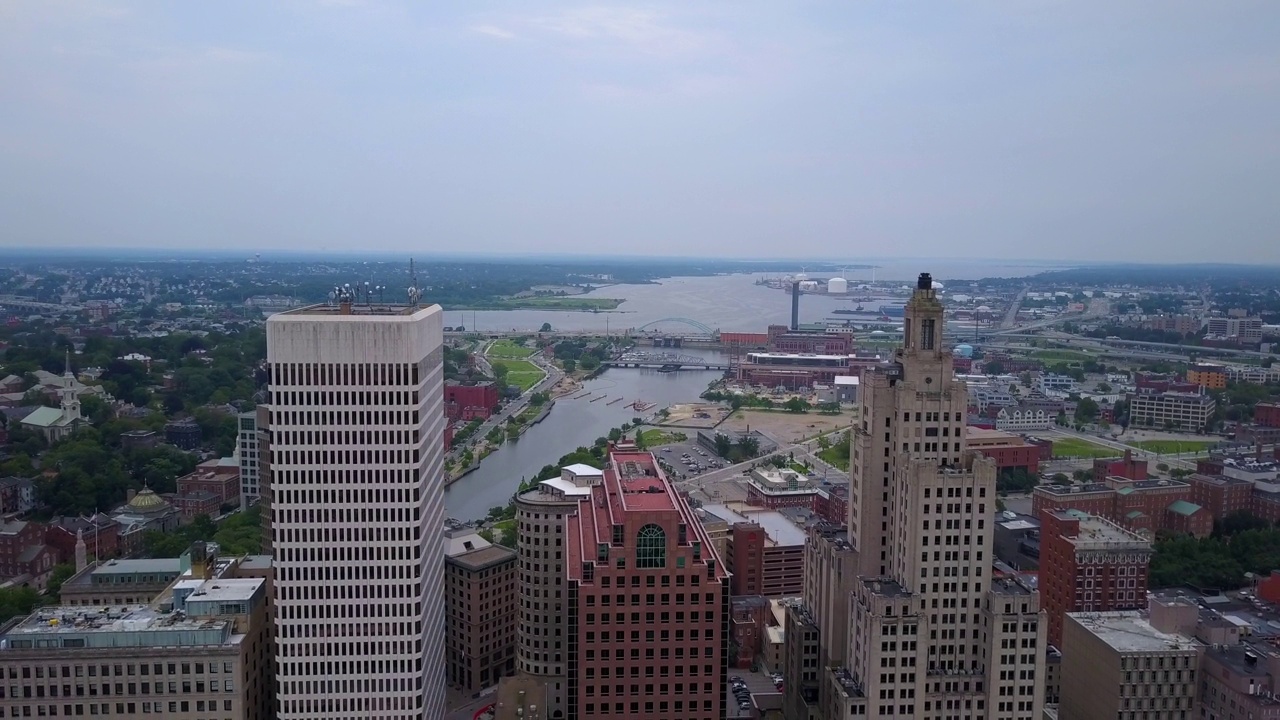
[
  {"xmin": 1054, "ymin": 511, "xmax": 1149, "ymax": 550},
  {"xmin": 700, "ymin": 504, "xmax": 807, "ymax": 547},
  {"xmin": 184, "ymin": 578, "xmax": 263, "ymax": 603},
  {"xmin": 275, "ymin": 302, "xmax": 426, "ymax": 317},
  {"xmin": 448, "ymin": 544, "xmax": 516, "ymax": 571},
  {"xmin": 1068, "ymin": 611, "xmax": 1200, "ymax": 653},
  {"xmin": 3, "ymin": 606, "xmax": 236, "ymax": 649}
]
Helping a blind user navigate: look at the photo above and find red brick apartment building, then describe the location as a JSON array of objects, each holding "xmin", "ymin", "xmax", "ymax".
[
  {"xmin": 1093, "ymin": 449, "xmax": 1149, "ymax": 482},
  {"xmin": 1032, "ymin": 477, "xmax": 1212, "ymax": 538},
  {"xmin": 565, "ymin": 447, "xmax": 729, "ymax": 720},
  {"xmin": 445, "ymin": 380, "xmax": 499, "ymax": 421},
  {"xmin": 1256, "ymin": 402, "xmax": 1280, "ymax": 428},
  {"xmin": 965, "ymin": 427, "xmax": 1047, "ymax": 474},
  {"xmin": 176, "ymin": 458, "xmax": 241, "ymax": 505},
  {"xmin": 1039, "ymin": 509, "xmax": 1152, "ymax": 648}
]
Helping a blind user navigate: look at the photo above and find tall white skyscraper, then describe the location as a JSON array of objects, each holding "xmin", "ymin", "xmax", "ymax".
[{"xmin": 266, "ymin": 298, "xmax": 446, "ymax": 720}]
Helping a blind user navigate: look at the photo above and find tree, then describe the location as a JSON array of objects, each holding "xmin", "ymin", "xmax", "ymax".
[
  {"xmin": 562, "ymin": 358, "xmax": 576, "ymax": 373},
  {"xmin": 783, "ymin": 397, "xmax": 810, "ymax": 413},
  {"xmin": 985, "ymin": 361, "xmax": 1005, "ymax": 376},
  {"xmin": 1075, "ymin": 397, "xmax": 1100, "ymax": 423},
  {"xmin": 46, "ymin": 563, "xmax": 77, "ymax": 598},
  {"xmin": 1097, "ymin": 382, "xmax": 1112, "ymax": 393},
  {"xmin": 737, "ymin": 435, "xmax": 761, "ymax": 458},
  {"xmin": 713, "ymin": 433, "xmax": 733, "ymax": 458},
  {"xmin": 540, "ymin": 322, "xmax": 553, "ymax": 333}
]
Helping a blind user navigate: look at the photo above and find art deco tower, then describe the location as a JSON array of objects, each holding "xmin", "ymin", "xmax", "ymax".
[
  {"xmin": 833, "ymin": 273, "xmax": 1045, "ymax": 720},
  {"xmin": 266, "ymin": 295, "xmax": 447, "ymax": 720}
]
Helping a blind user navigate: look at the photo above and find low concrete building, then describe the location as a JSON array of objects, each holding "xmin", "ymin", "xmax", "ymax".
[
  {"xmin": 58, "ymin": 557, "xmax": 184, "ymax": 606},
  {"xmin": 0, "ymin": 576, "xmax": 272, "ymax": 720},
  {"xmin": 1059, "ymin": 610, "xmax": 1201, "ymax": 720}
]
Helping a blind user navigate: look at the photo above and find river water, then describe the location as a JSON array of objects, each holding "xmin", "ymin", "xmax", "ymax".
[
  {"xmin": 442, "ymin": 260, "xmax": 1062, "ymax": 520},
  {"xmin": 443, "ymin": 263, "xmax": 1062, "ymax": 334},
  {"xmin": 444, "ymin": 356, "xmax": 727, "ymax": 522}
]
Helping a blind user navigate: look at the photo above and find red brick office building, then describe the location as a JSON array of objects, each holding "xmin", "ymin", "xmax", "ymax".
[
  {"xmin": 565, "ymin": 446, "xmax": 730, "ymax": 720},
  {"xmin": 1040, "ymin": 509, "xmax": 1152, "ymax": 649}
]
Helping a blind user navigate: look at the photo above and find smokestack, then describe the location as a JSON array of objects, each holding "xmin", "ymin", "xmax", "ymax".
[{"xmin": 791, "ymin": 280, "xmax": 800, "ymax": 330}]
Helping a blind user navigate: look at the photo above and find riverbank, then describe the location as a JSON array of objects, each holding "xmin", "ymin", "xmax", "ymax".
[
  {"xmin": 449, "ymin": 297, "xmax": 624, "ymax": 312},
  {"xmin": 444, "ymin": 400, "xmax": 558, "ymax": 487}
]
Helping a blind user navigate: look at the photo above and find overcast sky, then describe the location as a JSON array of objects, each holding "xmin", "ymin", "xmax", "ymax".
[{"xmin": 1, "ymin": 1, "xmax": 1277, "ymax": 262}]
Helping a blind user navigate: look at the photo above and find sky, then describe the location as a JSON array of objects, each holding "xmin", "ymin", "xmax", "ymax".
[{"xmin": 1, "ymin": 1, "xmax": 1278, "ymax": 263}]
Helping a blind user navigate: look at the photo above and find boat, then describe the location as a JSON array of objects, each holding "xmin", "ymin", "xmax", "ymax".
[
  {"xmin": 606, "ymin": 397, "xmax": 623, "ymax": 406},
  {"xmin": 631, "ymin": 400, "xmax": 656, "ymax": 411}
]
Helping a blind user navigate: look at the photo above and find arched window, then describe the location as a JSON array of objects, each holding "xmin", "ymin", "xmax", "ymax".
[{"xmin": 635, "ymin": 524, "xmax": 666, "ymax": 569}]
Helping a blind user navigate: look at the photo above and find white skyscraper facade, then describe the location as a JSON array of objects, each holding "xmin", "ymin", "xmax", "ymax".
[{"xmin": 266, "ymin": 301, "xmax": 446, "ymax": 720}]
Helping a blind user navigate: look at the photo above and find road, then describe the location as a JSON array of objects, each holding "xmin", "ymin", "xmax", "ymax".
[
  {"xmin": 446, "ymin": 348, "xmax": 562, "ymax": 465},
  {"xmin": 999, "ymin": 286, "xmax": 1029, "ymax": 330},
  {"xmin": 673, "ymin": 428, "xmax": 850, "ymax": 500}
]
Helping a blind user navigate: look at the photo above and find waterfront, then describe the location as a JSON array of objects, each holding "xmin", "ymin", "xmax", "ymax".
[
  {"xmin": 442, "ymin": 263, "xmax": 1063, "ymax": 334},
  {"xmin": 443, "ymin": 356, "xmax": 728, "ymax": 522}
]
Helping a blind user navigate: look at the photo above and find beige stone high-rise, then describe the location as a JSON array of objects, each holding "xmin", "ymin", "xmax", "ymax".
[{"xmin": 827, "ymin": 273, "xmax": 1047, "ymax": 720}]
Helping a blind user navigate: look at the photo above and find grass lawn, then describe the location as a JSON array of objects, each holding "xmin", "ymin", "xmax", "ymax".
[
  {"xmin": 488, "ymin": 339, "xmax": 535, "ymax": 359},
  {"xmin": 1126, "ymin": 439, "xmax": 1217, "ymax": 454},
  {"xmin": 818, "ymin": 445, "xmax": 850, "ymax": 471},
  {"xmin": 1030, "ymin": 349, "xmax": 1093, "ymax": 364},
  {"xmin": 493, "ymin": 358, "xmax": 545, "ymax": 391},
  {"xmin": 638, "ymin": 428, "xmax": 687, "ymax": 446},
  {"xmin": 496, "ymin": 297, "xmax": 622, "ymax": 310},
  {"xmin": 1051, "ymin": 437, "xmax": 1120, "ymax": 459}
]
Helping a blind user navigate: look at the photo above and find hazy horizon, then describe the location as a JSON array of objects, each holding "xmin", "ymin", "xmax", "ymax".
[{"xmin": 2, "ymin": 1, "xmax": 1277, "ymax": 262}]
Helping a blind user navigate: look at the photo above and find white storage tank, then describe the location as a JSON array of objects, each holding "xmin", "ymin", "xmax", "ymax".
[{"xmin": 827, "ymin": 277, "xmax": 848, "ymax": 294}]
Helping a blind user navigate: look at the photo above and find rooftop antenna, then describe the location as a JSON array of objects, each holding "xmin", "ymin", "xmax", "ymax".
[{"xmin": 407, "ymin": 258, "xmax": 422, "ymax": 308}]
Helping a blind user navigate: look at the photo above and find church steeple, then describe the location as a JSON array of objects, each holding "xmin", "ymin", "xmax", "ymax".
[{"xmin": 61, "ymin": 350, "xmax": 81, "ymax": 423}]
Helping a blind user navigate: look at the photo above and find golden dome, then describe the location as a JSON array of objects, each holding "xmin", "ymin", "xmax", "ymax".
[{"xmin": 127, "ymin": 488, "xmax": 169, "ymax": 512}]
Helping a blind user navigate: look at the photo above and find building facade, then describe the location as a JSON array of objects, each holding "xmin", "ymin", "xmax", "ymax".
[
  {"xmin": 1128, "ymin": 389, "xmax": 1217, "ymax": 432},
  {"xmin": 237, "ymin": 410, "xmax": 261, "ymax": 510},
  {"xmin": 563, "ymin": 445, "xmax": 729, "ymax": 720},
  {"xmin": 1039, "ymin": 510, "xmax": 1152, "ymax": 649},
  {"xmin": 0, "ymin": 577, "xmax": 272, "ymax": 720},
  {"xmin": 510, "ymin": 462, "xmax": 601, "ymax": 719},
  {"xmin": 444, "ymin": 529, "xmax": 517, "ymax": 697},
  {"xmin": 836, "ymin": 273, "xmax": 1047, "ymax": 720},
  {"xmin": 265, "ymin": 300, "xmax": 447, "ymax": 720},
  {"xmin": 1058, "ymin": 611, "xmax": 1201, "ymax": 720}
]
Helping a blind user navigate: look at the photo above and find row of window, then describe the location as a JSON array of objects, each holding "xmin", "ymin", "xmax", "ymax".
[
  {"xmin": 9, "ymin": 664, "xmax": 232, "ymax": 681},
  {"xmin": 0, "ymin": 700, "xmax": 233, "ymax": 716},
  {"xmin": 6, "ymin": 680, "xmax": 234, "ymax": 699}
]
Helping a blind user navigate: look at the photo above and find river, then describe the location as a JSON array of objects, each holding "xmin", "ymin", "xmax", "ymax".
[
  {"xmin": 442, "ymin": 260, "xmax": 1063, "ymax": 519},
  {"xmin": 443, "ymin": 263, "xmax": 1063, "ymax": 334},
  {"xmin": 443, "ymin": 355, "xmax": 728, "ymax": 522}
]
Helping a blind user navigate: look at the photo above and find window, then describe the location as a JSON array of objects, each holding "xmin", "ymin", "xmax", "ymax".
[{"xmin": 636, "ymin": 524, "xmax": 667, "ymax": 569}]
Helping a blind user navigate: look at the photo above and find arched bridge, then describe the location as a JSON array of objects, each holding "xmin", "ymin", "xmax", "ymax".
[{"xmin": 633, "ymin": 317, "xmax": 717, "ymax": 336}]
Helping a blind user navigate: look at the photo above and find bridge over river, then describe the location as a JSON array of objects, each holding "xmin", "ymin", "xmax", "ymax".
[{"xmin": 603, "ymin": 351, "xmax": 730, "ymax": 372}]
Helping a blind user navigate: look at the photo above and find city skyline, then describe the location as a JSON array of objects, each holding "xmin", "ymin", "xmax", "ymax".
[{"xmin": 2, "ymin": 2, "xmax": 1278, "ymax": 262}]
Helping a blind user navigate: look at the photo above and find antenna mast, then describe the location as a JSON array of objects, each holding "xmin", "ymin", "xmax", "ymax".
[{"xmin": 407, "ymin": 258, "xmax": 422, "ymax": 308}]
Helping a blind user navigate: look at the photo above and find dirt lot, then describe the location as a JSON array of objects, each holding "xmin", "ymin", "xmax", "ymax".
[
  {"xmin": 660, "ymin": 402, "xmax": 731, "ymax": 429},
  {"xmin": 718, "ymin": 409, "xmax": 856, "ymax": 445}
]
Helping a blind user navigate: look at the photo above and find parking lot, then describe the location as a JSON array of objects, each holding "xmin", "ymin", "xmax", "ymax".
[
  {"xmin": 652, "ymin": 440, "xmax": 728, "ymax": 481},
  {"xmin": 727, "ymin": 669, "xmax": 783, "ymax": 717}
]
